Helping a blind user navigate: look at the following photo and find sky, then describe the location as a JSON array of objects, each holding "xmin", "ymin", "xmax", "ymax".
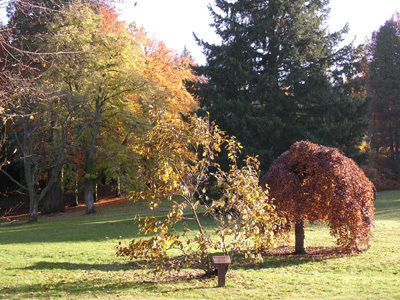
[
  {"xmin": 115, "ymin": 0, "xmax": 400, "ymax": 64},
  {"xmin": 1, "ymin": 0, "xmax": 399, "ymax": 64}
]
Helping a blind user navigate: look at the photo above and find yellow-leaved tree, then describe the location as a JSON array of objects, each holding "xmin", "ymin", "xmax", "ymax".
[
  {"xmin": 117, "ymin": 112, "xmax": 285, "ymax": 275},
  {"xmin": 131, "ymin": 26, "xmax": 200, "ymax": 114}
]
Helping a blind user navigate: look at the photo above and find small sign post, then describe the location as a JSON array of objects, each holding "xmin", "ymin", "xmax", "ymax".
[{"xmin": 212, "ymin": 256, "xmax": 231, "ymax": 287}]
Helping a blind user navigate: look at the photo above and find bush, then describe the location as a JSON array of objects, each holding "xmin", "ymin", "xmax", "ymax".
[
  {"xmin": 261, "ymin": 141, "xmax": 375, "ymax": 253},
  {"xmin": 116, "ymin": 112, "xmax": 284, "ymax": 274}
]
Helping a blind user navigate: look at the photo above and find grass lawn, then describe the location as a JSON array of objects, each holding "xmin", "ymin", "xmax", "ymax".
[{"xmin": 0, "ymin": 191, "xmax": 399, "ymax": 299}]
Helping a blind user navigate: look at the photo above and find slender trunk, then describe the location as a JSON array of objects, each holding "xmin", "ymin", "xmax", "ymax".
[
  {"xmin": 190, "ymin": 199, "xmax": 212, "ymax": 274},
  {"xmin": 295, "ymin": 220, "xmax": 306, "ymax": 254},
  {"xmin": 84, "ymin": 156, "xmax": 96, "ymax": 214},
  {"xmin": 84, "ymin": 98, "xmax": 101, "ymax": 214},
  {"xmin": 84, "ymin": 178, "xmax": 95, "ymax": 214},
  {"xmin": 117, "ymin": 175, "xmax": 121, "ymax": 197},
  {"xmin": 20, "ymin": 119, "xmax": 38, "ymax": 223},
  {"xmin": 26, "ymin": 167, "xmax": 39, "ymax": 222},
  {"xmin": 29, "ymin": 199, "xmax": 39, "ymax": 223},
  {"xmin": 71, "ymin": 172, "xmax": 79, "ymax": 207},
  {"xmin": 94, "ymin": 182, "xmax": 98, "ymax": 203},
  {"xmin": 27, "ymin": 174, "xmax": 39, "ymax": 223},
  {"xmin": 25, "ymin": 165, "xmax": 39, "ymax": 223}
]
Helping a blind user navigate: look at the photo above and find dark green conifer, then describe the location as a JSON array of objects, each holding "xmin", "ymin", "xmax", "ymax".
[
  {"xmin": 194, "ymin": 0, "xmax": 369, "ymax": 171},
  {"xmin": 369, "ymin": 18, "xmax": 400, "ymax": 173}
]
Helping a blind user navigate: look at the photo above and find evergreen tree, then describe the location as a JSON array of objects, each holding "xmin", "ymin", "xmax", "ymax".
[
  {"xmin": 194, "ymin": 0, "xmax": 368, "ymax": 172},
  {"xmin": 369, "ymin": 18, "xmax": 400, "ymax": 174}
]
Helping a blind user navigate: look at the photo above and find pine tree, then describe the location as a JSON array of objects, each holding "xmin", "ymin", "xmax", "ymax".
[
  {"xmin": 369, "ymin": 17, "xmax": 400, "ymax": 174},
  {"xmin": 194, "ymin": 0, "xmax": 369, "ymax": 172}
]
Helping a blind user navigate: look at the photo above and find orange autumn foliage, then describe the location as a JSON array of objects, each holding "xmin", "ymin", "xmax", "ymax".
[
  {"xmin": 261, "ymin": 141, "xmax": 375, "ymax": 252},
  {"xmin": 133, "ymin": 27, "xmax": 200, "ymax": 113},
  {"xmin": 99, "ymin": 5, "xmax": 199, "ymax": 114},
  {"xmin": 99, "ymin": 2, "xmax": 127, "ymax": 34}
]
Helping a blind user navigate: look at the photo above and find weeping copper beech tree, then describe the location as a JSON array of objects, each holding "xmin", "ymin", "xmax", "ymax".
[{"xmin": 261, "ymin": 141, "xmax": 375, "ymax": 254}]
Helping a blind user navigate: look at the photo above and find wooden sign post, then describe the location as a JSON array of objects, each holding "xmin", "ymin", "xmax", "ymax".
[{"xmin": 212, "ymin": 256, "xmax": 231, "ymax": 287}]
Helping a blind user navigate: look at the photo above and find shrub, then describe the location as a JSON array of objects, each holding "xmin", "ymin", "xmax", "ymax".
[
  {"xmin": 117, "ymin": 112, "xmax": 284, "ymax": 274},
  {"xmin": 261, "ymin": 141, "xmax": 375, "ymax": 254}
]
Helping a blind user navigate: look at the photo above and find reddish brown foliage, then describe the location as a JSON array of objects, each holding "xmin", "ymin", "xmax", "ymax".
[
  {"xmin": 261, "ymin": 141, "xmax": 375, "ymax": 252},
  {"xmin": 99, "ymin": 3, "xmax": 127, "ymax": 34}
]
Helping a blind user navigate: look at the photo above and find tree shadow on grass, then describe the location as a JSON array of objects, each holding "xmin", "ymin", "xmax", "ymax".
[
  {"xmin": 17, "ymin": 260, "xmax": 215, "ymax": 282},
  {"xmin": 0, "ymin": 277, "xmax": 158, "ymax": 299},
  {"xmin": 2, "ymin": 246, "xmax": 360, "ymax": 299},
  {"xmin": 231, "ymin": 246, "xmax": 356, "ymax": 271},
  {"xmin": 19, "ymin": 246, "xmax": 354, "ymax": 274},
  {"xmin": 4, "ymin": 264, "xmax": 215, "ymax": 299},
  {"xmin": 16, "ymin": 261, "xmax": 145, "ymax": 272}
]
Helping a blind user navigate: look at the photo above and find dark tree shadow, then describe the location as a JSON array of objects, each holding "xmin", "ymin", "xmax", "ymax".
[
  {"xmin": 1, "ymin": 245, "xmax": 361, "ymax": 299},
  {"xmin": 231, "ymin": 246, "xmax": 357, "ymax": 271},
  {"xmin": 0, "ymin": 278, "xmax": 158, "ymax": 298},
  {"xmin": 18, "ymin": 245, "xmax": 354, "ymax": 274},
  {"xmin": 16, "ymin": 260, "xmax": 215, "ymax": 282},
  {"xmin": 15, "ymin": 261, "xmax": 144, "ymax": 272}
]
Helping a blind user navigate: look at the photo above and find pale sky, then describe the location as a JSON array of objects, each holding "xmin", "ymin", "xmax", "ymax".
[
  {"xmin": 116, "ymin": 0, "xmax": 400, "ymax": 64},
  {"xmin": 1, "ymin": 0, "xmax": 399, "ymax": 64}
]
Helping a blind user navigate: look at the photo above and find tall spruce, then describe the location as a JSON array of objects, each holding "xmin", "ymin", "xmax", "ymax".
[
  {"xmin": 194, "ymin": 0, "xmax": 368, "ymax": 172},
  {"xmin": 369, "ymin": 17, "xmax": 400, "ymax": 174}
]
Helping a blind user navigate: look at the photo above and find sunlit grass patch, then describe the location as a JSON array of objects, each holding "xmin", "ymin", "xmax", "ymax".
[{"xmin": 0, "ymin": 190, "xmax": 399, "ymax": 299}]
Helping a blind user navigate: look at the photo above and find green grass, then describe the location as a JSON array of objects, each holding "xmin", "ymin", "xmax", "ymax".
[{"xmin": 1, "ymin": 192, "xmax": 400, "ymax": 299}]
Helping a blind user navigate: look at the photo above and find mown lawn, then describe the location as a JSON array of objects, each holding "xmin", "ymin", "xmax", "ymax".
[{"xmin": 0, "ymin": 191, "xmax": 399, "ymax": 300}]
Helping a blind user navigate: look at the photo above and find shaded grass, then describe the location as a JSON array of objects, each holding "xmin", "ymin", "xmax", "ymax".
[{"xmin": 0, "ymin": 191, "xmax": 399, "ymax": 299}]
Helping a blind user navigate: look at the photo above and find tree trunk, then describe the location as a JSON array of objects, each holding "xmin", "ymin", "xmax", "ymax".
[
  {"xmin": 117, "ymin": 175, "xmax": 121, "ymax": 197},
  {"xmin": 70, "ymin": 172, "xmax": 79, "ymax": 207},
  {"xmin": 29, "ymin": 200, "xmax": 39, "ymax": 223},
  {"xmin": 41, "ymin": 175, "xmax": 64, "ymax": 215},
  {"xmin": 21, "ymin": 120, "xmax": 39, "ymax": 223},
  {"xmin": 190, "ymin": 201, "xmax": 212, "ymax": 274},
  {"xmin": 83, "ymin": 99, "xmax": 101, "ymax": 215},
  {"xmin": 84, "ymin": 158, "xmax": 96, "ymax": 214},
  {"xmin": 27, "ymin": 179, "xmax": 39, "ymax": 222},
  {"xmin": 84, "ymin": 178, "xmax": 96, "ymax": 214},
  {"xmin": 94, "ymin": 182, "xmax": 98, "ymax": 203},
  {"xmin": 294, "ymin": 220, "xmax": 306, "ymax": 254}
]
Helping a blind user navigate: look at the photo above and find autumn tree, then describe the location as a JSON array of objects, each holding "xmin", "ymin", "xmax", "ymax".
[
  {"xmin": 133, "ymin": 28, "xmax": 200, "ymax": 114},
  {"xmin": 0, "ymin": 0, "xmax": 82, "ymax": 219},
  {"xmin": 0, "ymin": 0, "xmax": 144, "ymax": 220},
  {"xmin": 1, "ymin": 4, "xmax": 79, "ymax": 220},
  {"xmin": 0, "ymin": 72, "xmax": 89, "ymax": 221},
  {"xmin": 40, "ymin": 0, "xmax": 149, "ymax": 214},
  {"xmin": 93, "ymin": 25, "xmax": 202, "ymax": 198},
  {"xmin": 1, "ymin": 0, "xmax": 202, "ymax": 218},
  {"xmin": 368, "ymin": 15, "xmax": 400, "ymax": 175},
  {"xmin": 117, "ymin": 112, "xmax": 284, "ymax": 274},
  {"xmin": 194, "ymin": 0, "xmax": 369, "ymax": 172},
  {"xmin": 261, "ymin": 141, "xmax": 375, "ymax": 254}
]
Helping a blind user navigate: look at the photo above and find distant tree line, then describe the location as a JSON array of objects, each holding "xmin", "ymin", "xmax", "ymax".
[
  {"xmin": 1, "ymin": 0, "xmax": 399, "ymax": 222},
  {"xmin": 0, "ymin": 0, "xmax": 199, "ymax": 221},
  {"xmin": 193, "ymin": 0, "xmax": 400, "ymax": 189}
]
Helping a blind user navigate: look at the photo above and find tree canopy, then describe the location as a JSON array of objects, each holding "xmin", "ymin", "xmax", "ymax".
[
  {"xmin": 261, "ymin": 141, "xmax": 375, "ymax": 254},
  {"xmin": 117, "ymin": 112, "xmax": 284, "ymax": 274},
  {"xmin": 368, "ymin": 15, "xmax": 400, "ymax": 175},
  {"xmin": 0, "ymin": 0, "xmax": 200, "ymax": 221},
  {"xmin": 194, "ymin": 0, "xmax": 369, "ymax": 172}
]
